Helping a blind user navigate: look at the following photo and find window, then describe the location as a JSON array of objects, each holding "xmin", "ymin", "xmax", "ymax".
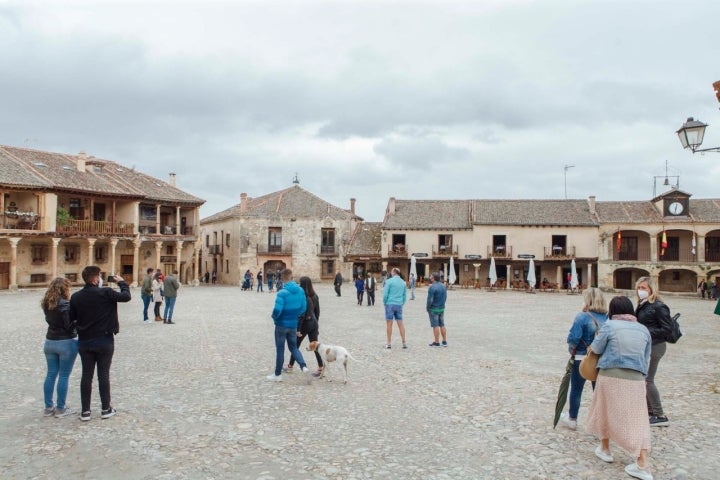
[
  {"xmin": 225, "ymin": 259, "xmax": 229, "ymax": 273},
  {"xmin": 69, "ymin": 198, "xmax": 82, "ymax": 220},
  {"xmin": 493, "ymin": 235, "xmax": 506, "ymax": 254},
  {"xmin": 551, "ymin": 235, "xmax": 567, "ymax": 255},
  {"xmin": 391, "ymin": 234, "xmax": 406, "ymax": 253},
  {"xmin": 32, "ymin": 244, "xmax": 49, "ymax": 264},
  {"xmin": 321, "ymin": 229, "xmax": 335, "ymax": 254},
  {"xmin": 206, "ymin": 235, "xmax": 210, "ymax": 247},
  {"xmin": 64, "ymin": 245, "xmax": 80, "ymax": 263},
  {"xmin": 322, "ymin": 260, "xmax": 335, "ymax": 276},
  {"xmin": 226, "ymin": 233, "xmax": 230, "ymax": 247},
  {"xmin": 166, "ymin": 245, "xmax": 174, "ymax": 255},
  {"xmin": 140, "ymin": 205, "xmax": 156, "ymax": 221},
  {"xmin": 95, "ymin": 245, "xmax": 108, "ymax": 262},
  {"xmin": 438, "ymin": 234, "xmax": 453, "ymax": 248},
  {"xmin": 618, "ymin": 236, "xmax": 638, "ymax": 261},
  {"xmin": 268, "ymin": 228, "xmax": 282, "ymax": 252},
  {"xmin": 30, "ymin": 273, "xmax": 47, "ymax": 283}
]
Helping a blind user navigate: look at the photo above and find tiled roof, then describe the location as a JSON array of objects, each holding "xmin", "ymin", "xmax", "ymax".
[
  {"xmin": 346, "ymin": 222, "xmax": 382, "ymax": 257},
  {"xmin": 472, "ymin": 200, "xmax": 597, "ymax": 226},
  {"xmin": 0, "ymin": 145, "xmax": 204, "ymax": 205},
  {"xmin": 201, "ymin": 185, "xmax": 359, "ymax": 224},
  {"xmin": 383, "ymin": 200, "xmax": 472, "ymax": 230},
  {"xmin": 688, "ymin": 199, "xmax": 720, "ymax": 222},
  {"xmin": 594, "ymin": 201, "xmax": 663, "ymax": 224}
]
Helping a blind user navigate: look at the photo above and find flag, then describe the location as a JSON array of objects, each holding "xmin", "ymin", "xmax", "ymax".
[
  {"xmin": 616, "ymin": 230, "xmax": 622, "ymax": 252},
  {"xmin": 692, "ymin": 232, "xmax": 697, "ymax": 255},
  {"xmin": 661, "ymin": 230, "xmax": 668, "ymax": 257}
]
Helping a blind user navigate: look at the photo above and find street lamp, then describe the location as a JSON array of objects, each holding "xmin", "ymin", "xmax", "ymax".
[{"xmin": 676, "ymin": 80, "xmax": 720, "ymax": 153}]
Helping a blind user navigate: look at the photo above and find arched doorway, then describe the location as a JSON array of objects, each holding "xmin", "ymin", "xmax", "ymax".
[{"xmin": 613, "ymin": 268, "xmax": 649, "ymax": 290}]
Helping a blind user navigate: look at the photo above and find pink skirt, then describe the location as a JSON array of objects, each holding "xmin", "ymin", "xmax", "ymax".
[{"xmin": 586, "ymin": 373, "xmax": 651, "ymax": 457}]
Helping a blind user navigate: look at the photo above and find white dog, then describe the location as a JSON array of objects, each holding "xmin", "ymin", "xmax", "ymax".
[{"xmin": 306, "ymin": 341, "xmax": 355, "ymax": 383}]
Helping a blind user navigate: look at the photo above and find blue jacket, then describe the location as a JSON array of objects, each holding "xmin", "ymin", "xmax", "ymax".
[
  {"xmin": 591, "ymin": 318, "xmax": 652, "ymax": 375},
  {"xmin": 271, "ymin": 281, "xmax": 307, "ymax": 329},
  {"xmin": 567, "ymin": 311, "xmax": 607, "ymax": 355},
  {"xmin": 383, "ymin": 275, "xmax": 406, "ymax": 306},
  {"xmin": 426, "ymin": 281, "xmax": 447, "ymax": 312}
]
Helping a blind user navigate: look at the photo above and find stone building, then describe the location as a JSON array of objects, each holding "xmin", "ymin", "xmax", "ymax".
[
  {"xmin": 199, "ymin": 185, "xmax": 361, "ymax": 285},
  {"xmin": 0, "ymin": 145, "xmax": 204, "ymax": 289}
]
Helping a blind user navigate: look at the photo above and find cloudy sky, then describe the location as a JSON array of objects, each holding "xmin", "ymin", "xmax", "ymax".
[{"xmin": 2, "ymin": 0, "xmax": 719, "ymax": 221}]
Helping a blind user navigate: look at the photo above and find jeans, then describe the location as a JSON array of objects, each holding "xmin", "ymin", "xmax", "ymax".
[
  {"xmin": 78, "ymin": 334, "xmax": 115, "ymax": 412},
  {"xmin": 163, "ymin": 296, "xmax": 177, "ymax": 321},
  {"xmin": 568, "ymin": 358, "xmax": 595, "ymax": 419},
  {"xmin": 274, "ymin": 326, "xmax": 306, "ymax": 376},
  {"xmin": 141, "ymin": 294, "xmax": 152, "ymax": 320},
  {"xmin": 43, "ymin": 338, "xmax": 79, "ymax": 409},
  {"xmin": 646, "ymin": 341, "xmax": 666, "ymax": 417},
  {"xmin": 257, "ymin": 281, "xmax": 263, "ymax": 292}
]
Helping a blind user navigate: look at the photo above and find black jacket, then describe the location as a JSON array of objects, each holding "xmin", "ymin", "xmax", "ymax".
[
  {"xmin": 70, "ymin": 281, "xmax": 131, "ymax": 341},
  {"xmin": 636, "ymin": 299, "xmax": 672, "ymax": 345},
  {"xmin": 297, "ymin": 293, "xmax": 320, "ymax": 335},
  {"xmin": 44, "ymin": 298, "xmax": 76, "ymax": 340}
]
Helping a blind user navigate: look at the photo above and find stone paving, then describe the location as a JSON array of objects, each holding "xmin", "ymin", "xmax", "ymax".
[{"xmin": 1, "ymin": 283, "xmax": 719, "ymax": 480}]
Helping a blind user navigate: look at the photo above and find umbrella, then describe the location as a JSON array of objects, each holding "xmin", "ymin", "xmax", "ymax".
[
  {"xmin": 553, "ymin": 355, "xmax": 574, "ymax": 428},
  {"xmin": 410, "ymin": 254, "xmax": 417, "ymax": 279},
  {"xmin": 448, "ymin": 256, "xmax": 456, "ymax": 286},
  {"xmin": 570, "ymin": 258, "xmax": 579, "ymax": 291},
  {"xmin": 526, "ymin": 259, "xmax": 536, "ymax": 290},
  {"xmin": 489, "ymin": 256, "xmax": 498, "ymax": 287}
]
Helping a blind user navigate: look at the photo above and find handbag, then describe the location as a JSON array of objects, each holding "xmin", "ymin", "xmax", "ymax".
[{"xmin": 578, "ymin": 313, "xmax": 601, "ymax": 381}]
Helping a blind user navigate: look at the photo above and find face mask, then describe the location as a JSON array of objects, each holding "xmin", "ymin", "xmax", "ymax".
[
  {"xmin": 98, "ymin": 277, "xmax": 103, "ymax": 288},
  {"xmin": 638, "ymin": 289, "xmax": 649, "ymax": 300}
]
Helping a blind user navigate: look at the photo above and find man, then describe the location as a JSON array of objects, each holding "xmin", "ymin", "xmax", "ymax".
[
  {"xmin": 365, "ymin": 273, "xmax": 376, "ymax": 306},
  {"xmin": 383, "ymin": 267, "xmax": 407, "ymax": 349},
  {"xmin": 426, "ymin": 272, "xmax": 448, "ymax": 347},
  {"xmin": 257, "ymin": 269, "xmax": 263, "ymax": 292},
  {"xmin": 162, "ymin": 270, "xmax": 180, "ymax": 324},
  {"xmin": 334, "ymin": 270, "xmax": 343, "ymax": 297},
  {"xmin": 140, "ymin": 267, "xmax": 153, "ymax": 323},
  {"xmin": 267, "ymin": 269, "xmax": 311, "ymax": 382},
  {"xmin": 70, "ymin": 266, "xmax": 131, "ymax": 421},
  {"xmin": 410, "ymin": 273, "xmax": 417, "ymax": 300}
]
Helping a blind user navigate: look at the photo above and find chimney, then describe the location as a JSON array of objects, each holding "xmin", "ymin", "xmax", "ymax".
[
  {"xmin": 77, "ymin": 151, "xmax": 87, "ymax": 172},
  {"xmin": 588, "ymin": 195, "xmax": 596, "ymax": 215},
  {"xmin": 240, "ymin": 193, "xmax": 248, "ymax": 214},
  {"xmin": 350, "ymin": 198, "xmax": 356, "ymax": 215},
  {"xmin": 388, "ymin": 197, "xmax": 396, "ymax": 215},
  {"xmin": 169, "ymin": 172, "xmax": 176, "ymax": 187}
]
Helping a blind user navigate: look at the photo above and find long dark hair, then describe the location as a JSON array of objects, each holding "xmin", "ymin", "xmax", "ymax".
[{"xmin": 299, "ymin": 276, "xmax": 316, "ymax": 297}]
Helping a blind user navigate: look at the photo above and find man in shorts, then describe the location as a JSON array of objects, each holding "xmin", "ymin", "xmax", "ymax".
[
  {"xmin": 383, "ymin": 267, "xmax": 407, "ymax": 349},
  {"xmin": 426, "ymin": 272, "xmax": 448, "ymax": 347}
]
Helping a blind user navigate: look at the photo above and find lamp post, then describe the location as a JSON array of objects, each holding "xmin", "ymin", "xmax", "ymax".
[{"xmin": 676, "ymin": 80, "xmax": 720, "ymax": 153}]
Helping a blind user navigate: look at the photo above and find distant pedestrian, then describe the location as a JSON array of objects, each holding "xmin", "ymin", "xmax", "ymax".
[
  {"xmin": 211, "ymin": 270, "xmax": 217, "ymax": 284},
  {"xmin": 140, "ymin": 267, "xmax": 153, "ymax": 323},
  {"xmin": 204, "ymin": 271, "xmax": 209, "ymax": 284},
  {"xmin": 334, "ymin": 271, "xmax": 343, "ymax": 297},
  {"xmin": 698, "ymin": 279, "xmax": 707, "ymax": 299},
  {"xmin": 267, "ymin": 271, "xmax": 274, "ymax": 292},
  {"xmin": 41, "ymin": 277, "xmax": 78, "ymax": 418},
  {"xmin": 257, "ymin": 269, "xmax": 264, "ymax": 292},
  {"xmin": 162, "ymin": 270, "xmax": 180, "ymax": 324},
  {"xmin": 426, "ymin": 272, "xmax": 448, "ymax": 348},
  {"xmin": 410, "ymin": 273, "xmax": 417, "ymax": 300},
  {"xmin": 355, "ymin": 275, "xmax": 365, "ymax": 305},
  {"xmin": 365, "ymin": 273, "xmax": 376, "ymax": 306},
  {"xmin": 711, "ymin": 280, "xmax": 718, "ymax": 300},
  {"xmin": 152, "ymin": 272, "xmax": 164, "ymax": 322},
  {"xmin": 383, "ymin": 267, "xmax": 407, "ymax": 349}
]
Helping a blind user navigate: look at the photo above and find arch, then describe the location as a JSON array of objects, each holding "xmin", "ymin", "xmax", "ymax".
[
  {"xmin": 658, "ymin": 268, "xmax": 698, "ymax": 293},
  {"xmin": 613, "ymin": 267, "xmax": 649, "ymax": 290}
]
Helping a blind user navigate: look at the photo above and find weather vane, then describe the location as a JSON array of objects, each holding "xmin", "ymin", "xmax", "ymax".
[{"xmin": 292, "ymin": 172, "xmax": 300, "ymax": 184}]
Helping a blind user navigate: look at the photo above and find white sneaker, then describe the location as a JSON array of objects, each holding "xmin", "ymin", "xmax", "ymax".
[
  {"xmin": 266, "ymin": 374, "xmax": 283, "ymax": 382},
  {"xmin": 559, "ymin": 413, "xmax": 577, "ymax": 430},
  {"xmin": 301, "ymin": 366, "xmax": 312, "ymax": 384},
  {"xmin": 625, "ymin": 463, "xmax": 653, "ymax": 480},
  {"xmin": 594, "ymin": 446, "xmax": 614, "ymax": 463}
]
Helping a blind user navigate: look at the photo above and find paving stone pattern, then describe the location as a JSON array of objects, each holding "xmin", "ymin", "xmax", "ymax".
[{"xmin": 1, "ymin": 285, "xmax": 718, "ymax": 479}]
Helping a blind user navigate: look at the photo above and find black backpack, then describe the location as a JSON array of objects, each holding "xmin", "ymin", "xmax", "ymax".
[{"xmin": 665, "ymin": 313, "xmax": 683, "ymax": 344}]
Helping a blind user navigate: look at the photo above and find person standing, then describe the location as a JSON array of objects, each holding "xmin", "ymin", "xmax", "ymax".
[
  {"xmin": 257, "ymin": 269, "xmax": 264, "ymax": 292},
  {"xmin": 41, "ymin": 277, "xmax": 79, "ymax": 418},
  {"xmin": 365, "ymin": 273, "xmax": 376, "ymax": 306},
  {"xmin": 558, "ymin": 288, "xmax": 608, "ymax": 430},
  {"xmin": 698, "ymin": 279, "xmax": 707, "ymax": 299},
  {"xmin": 211, "ymin": 270, "xmax": 217, "ymax": 284},
  {"xmin": 152, "ymin": 271, "xmax": 164, "ymax": 322},
  {"xmin": 162, "ymin": 270, "xmax": 180, "ymax": 324},
  {"xmin": 426, "ymin": 272, "xmax": 448, "ymax": 348},
  {"xmin": 334, "ymin": 271, "xmax": 343, "ymax": 297},
  {"xmin": 354, "ymin": 275, "xmax": 365, "ymax": 305},
  {"xmin": 410, "ymin": 273, "xmax": 417, "ymax": 300},
  {"xmin": 70, "ymin": 267, "xmax": 131, "ymax": 421},
  {"xmin": 287, "ymin": 276, "xmax": 324, "ymax": 377},
  {"xmin": 140, "ymin": 267, "xmax": 153, "ymax": 323},
  {"xmin": 711, "ymin": 279, "xmax": 718, "ymax": 300},
  {"xmin": 586, "ymin": 296, "xmax": 653, "ymax": 480},
  {"xmin": 267, "ymin": 270, "xmax": 274, "ymax": 292},
  {"xmin": 635, "ymin": 276, "xmax": 672, "ymax": 427},
  {"xmin": 383, "ymin": 267, "xmax": 408, "ymax": 349},
  {"xmin": 267, "ymin": 269, "xmax": 311, "ymax": 382}
]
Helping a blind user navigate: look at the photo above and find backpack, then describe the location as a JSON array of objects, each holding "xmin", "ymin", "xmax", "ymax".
[{"xmin": 665, "ymin": 313, "xmax": 683, "ymax": 344}]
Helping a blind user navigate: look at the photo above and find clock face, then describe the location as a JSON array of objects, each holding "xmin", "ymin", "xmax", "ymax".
[{"xmin": 668, "ymin": 201, "xmax": 684, "ymax": 215}]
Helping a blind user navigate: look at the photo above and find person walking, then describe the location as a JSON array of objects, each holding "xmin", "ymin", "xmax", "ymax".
[
  {"xmin": 383, "ymin": 267, "xmax": 408, "ymax": 349},
  {"xmin": 70, "ymin": 267, "xmax": 131, "ymax": 421},
  {"xmin": 257, "ymin": 269, "xmax": 263, "ymax": 292},
  {"xmin": 140, "ymin": 267, "xmax": 153, "ymax": 323},
  {"xmin": 41, "ymin": 277, "xmax": 79, "ymax": 418},
  {"xmin": 152, "ymin": 271, "xmax": 164, "ymax": 322},
  {"xmin": 334, "ymin": 271, "xmax": 343, "ymax": 297},
  {"xmin": 410, "ymin": 273, "xmax": 417, "ymax": 300},
  {"xmin": 355, "ymin": 275, "xmax": 365, "ymax": 305},
  {"xmin": 267, "ymin": 269, "xmax": 311, "ymax": 382},
  {"xmin": 698, "ymin": 279, "xmax": 708, "ymax": 299},
  {"xmin": 586, "ymin": 296, "xmax": 653, "ymax": 480},
  {"xmin": 426, "ymin": 272, "xmax": 448, "ymax": 348},
  {"xmin": 211, "ymin": 270, "xmax": 217, "ymax": 284},
  {"xmin": 558, "ymin": 287, "xmax": 608, "ymax": 430},
  {"xmin": 365, "ymin": 273, "xmax": 376, "ymax": 306},
  {"xmin": 635, "ymin": 276, "xmax": 672, "ymax": 427},
  {"xmin": 267, "ymin": 270, "xmax": 274, "ymax": 292},
  {"xmin": 162, "ymin": 270, "xmax": 180, "ymax": 324},
  {"xmin": 286, "ymin": 276, "xmax": 324, "ymax": 377}
]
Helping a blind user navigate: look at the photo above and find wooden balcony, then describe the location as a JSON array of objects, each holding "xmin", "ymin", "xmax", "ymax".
[
  {"xmin": 57, "ymin": 220, "xmax": 135, "ymax": 235},
  {"xmin": 612, "ymin": 246, "xmax": 651, "ymax": 262},
  {"xmin": 318, "ymin": 244, "xmax": 339, "ymax": 257},
  {"xmin": 387, "ymin": 244, "xmax": 409, "ymax": 258},
  {"xmin": 257, "ymin": 244, "xmax": 293, "ymax": 256},
  {"xmin": 487, "ymin": 245, "xmax": 512, "ymax": 258},
  {"xmin": 1, "ymin": 213, "xmax": 41, "ymax": 230},
  {"xmin": 432, "ymin": 244, "xmax": 458, "ymax": 257},
  {"xmin": 544, "ymin": 245, "xmax": 576, "ymax": 260}
]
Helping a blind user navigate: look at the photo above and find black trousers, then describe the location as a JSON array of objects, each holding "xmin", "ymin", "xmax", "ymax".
[
  {"xmin": 79, "ymin": 334, "xmax": 115, "ymax": 412},
  {"xmin": 289, "ymin": 330, "xmax": 323, "ymax": 368},
  {"xmin": 334, "ymin": 284, "xmax": 341, "ymax": 296},
  {"xmin": 367, "ymin": 290, "xmax": 375, "ymax": 305}
]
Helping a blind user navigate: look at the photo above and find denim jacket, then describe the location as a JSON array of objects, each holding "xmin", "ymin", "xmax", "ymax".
[
  {"xmin": 567, "ymin": 311, "xmax": 608, "ymax": 356},
  {"xmin": 591, "ymin": 318, "xmax": 652, "ymax": 375}
]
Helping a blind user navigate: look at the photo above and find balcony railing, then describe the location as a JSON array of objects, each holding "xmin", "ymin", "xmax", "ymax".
[
  {"xmin": 707, "ymin": 249, "xmax": 720, "ymax": 262},
  {"xmin": 613, "ymin": 246, "xmax": 651, "ymax": 262},
  {"xmin": 57, "ymin": 220, "xmax": 135, "ymax": 235},
  {"xmin": 487, "ymin": 245, "xmax": 512, "ymax": 258},
  {"xmin": 208, "ymin": 245, "xmax": 221, "ymax": 255},
  {"xmin": 388, "ymin": 244, "xmax": 409, "ymax": 258},
  {"xmin": 1, "ymin": 213, "xmax": 41, "ymax": 230},
  {"xmin": 659, "ymin": 249, "xmax": 696, "ymax": 263},
  {"xmin": 432, "ymin": 244, "xmax": 458, "ymax": 257},
  {"xmin": 257, "ymin": 243, "xmax": 293, "ymax": 255},
  {"xmin": 544, "ymin": 245, "xmax": 576, "ymax": 259},
  {"xmin": 318, "ymin": 244, "xmax": 339, "ymax": 256}
]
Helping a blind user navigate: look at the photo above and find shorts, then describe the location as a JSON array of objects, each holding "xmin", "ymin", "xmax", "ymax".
[
  {"xmin": 385, "ymin": 304, "xmax": 403, "ymax": 321},
  {"xmin": 428, "ymin": 311, "xmax": 445, "ymax": 328}
]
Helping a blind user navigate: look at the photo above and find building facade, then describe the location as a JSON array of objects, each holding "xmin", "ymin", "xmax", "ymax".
[{"xmin": 0, "ymin": 146, "xmax": 204, "ymax": 289}]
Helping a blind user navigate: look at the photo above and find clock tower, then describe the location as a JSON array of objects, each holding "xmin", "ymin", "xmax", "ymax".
[{"xmin": 654, "ymin": 189, "xmax": 690, "ymax": 217}]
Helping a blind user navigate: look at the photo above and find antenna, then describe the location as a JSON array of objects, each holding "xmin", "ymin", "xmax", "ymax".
[
  {"xmin": 564, "ymin": 164, "xmax": 575, "ymax": 199},
  {"xmin": 292, "ymin": 172, "xmax": 300, "ymax": 184},
  {"xmin": 652, "ymin": 160, "xmax": 680, "ymax": 197}
]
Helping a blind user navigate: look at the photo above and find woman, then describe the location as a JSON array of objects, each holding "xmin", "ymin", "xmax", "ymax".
[
  {"xmin": 587, "ymin": 296, "xmax": 653, "ymax": 480},
  {"xmin": 286, "ymin": 276, "xmax": 324, "ymax": 376},
  {"xmin": 152, "ymin": 271, "xmax": 164, "ymax": 321},
  {"xmin": 635, "ymin": 276, "xmax": 672, "ymax": 427},
  {"xmin": 41, "ymin": 277, "xmax": 78, "ymax": 418},
  {"xmin": 355, "ymin": 275, "xmax": 365, "ymax": 305},
  {"xmin": 559, "ymin": 287, "xmax": 608, "ymax": 430}
]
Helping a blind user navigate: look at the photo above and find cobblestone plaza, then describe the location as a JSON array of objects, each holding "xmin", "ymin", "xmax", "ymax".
[{"xmin": 1, "ymin": 284, "xmax": 718, "ymax": 479}]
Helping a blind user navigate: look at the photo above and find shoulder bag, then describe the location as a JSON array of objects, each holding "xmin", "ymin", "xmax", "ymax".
[{"xmin": 579, "ymin": 314, "xmax": 601, "ymax": 381}]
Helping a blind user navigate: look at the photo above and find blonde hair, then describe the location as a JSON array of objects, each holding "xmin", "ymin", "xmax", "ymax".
[
  {"xmin": 40, "ymin": 277, "xmax": 71, "ymax": 311},
  {"xmin": 635, "ymin": 276, "xmax": 659, "ymax": 303},
  {"xmin": 581, "ymin": 287, "xmax": 607, "ymax": 313}
]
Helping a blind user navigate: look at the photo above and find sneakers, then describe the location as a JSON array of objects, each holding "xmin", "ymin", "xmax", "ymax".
[
  {"xmin": 101, "ymin": 407, "xmax": 117, "ymax": 419},
  {"xmin": 80, "ymin": 411, "xmax": 92, "ymax": 421},
  {"xmin": 385, "ymin": 344, "xmax": 392, "ymax": 349},
  {"xmin": 43, "ymin": 407, "xmax": 55, "ymax": 417},
  {"xmin": 559, "ymin": 413, "xmax": 577, "ymax": 431},
  {"xmin": 441, "ymin": 340, "xmax": 448, "ymax": 347},
  {"xmin": 266, "ymin": 374, "xmax": 283, "ymax": 382},
  {"xmin": 594, "ymin": 446, "xmax": 614, "ymax": 463},
  {"xmin": 428, "ymin": 342, "xmax": 441, "ymax": 348},
  {"xmin": 301, "ymin": 366, "xmax": 312, "ymax": 384},
  {"xmin": 54, "ymin": 407, "xmax": 74, "ymax": 418},
  {"xmin": 143, "ymin": 319, "xmax": 150, "ymax": 324},
  {"xmin": 625, "ymin": 463, "xmax": 654, "ymax": 480},
  {"xmin": 165, "ymin": 320, "xmax": 175, "ymax": 324},
  {"xmin": 402, "ymin": 343, "xmax": 408, "ymax": 349},
  {"xmin": 649, "ymin": 415, "xmax": 669, "ymax": 427},
  {"xmin": 282, "ymin": 365, "xmax": 294, "ymax": 373}
]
